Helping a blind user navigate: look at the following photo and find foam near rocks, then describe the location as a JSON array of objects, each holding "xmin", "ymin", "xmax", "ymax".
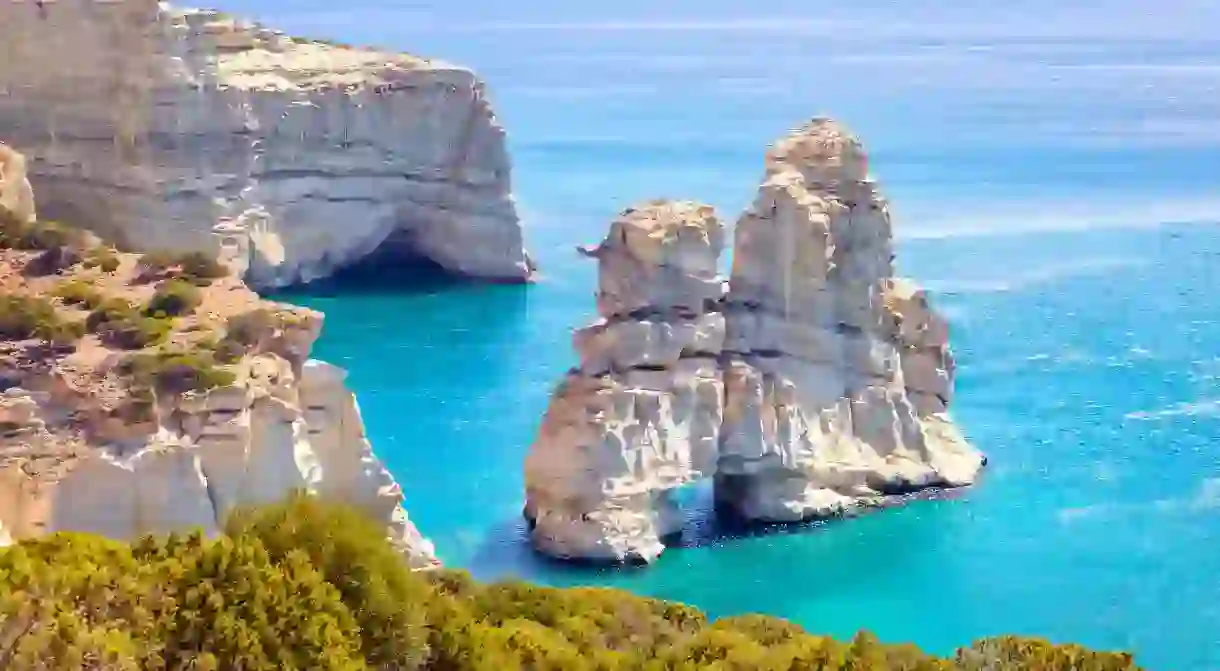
[{"xmin": 523, "ymin": 118, "xmax": 985, "ymax": 563}]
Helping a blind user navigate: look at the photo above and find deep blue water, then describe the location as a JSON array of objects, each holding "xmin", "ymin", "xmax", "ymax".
[{"xmin": 242, "ymin": 1, "xmax": 1220, "ymax": 668}]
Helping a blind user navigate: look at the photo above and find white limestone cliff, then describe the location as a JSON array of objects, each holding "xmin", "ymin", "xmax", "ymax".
[
  {"xmin": 524, "ymin": 202, "xmax": 728, "ymax": 562},
  {"xmin": 523, "ymin": 119, "xmax": 985, "ymax": 563},
  {"xmin": 0, "ymin": 143, "xmax": 36, "ymax": 224},
  {"xmin": 0, "ymin": 326, "xmax": 438, "ymax": 569},
  {"xmin": 0, "ymin": 0, "xmax": 532, "ymax": 288},
  {"xmin": 0, "ymin": 146, "xmax": 437, "ymax": 566}
]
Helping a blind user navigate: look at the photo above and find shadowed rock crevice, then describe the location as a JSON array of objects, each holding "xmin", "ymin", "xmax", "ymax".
[
  {"xmin": 523, "ymin": 119, "xmax": 986, "ymax": 564},
  {"xmin": 262, "ymin": 231, "xmax": 465, "ymax": 296}
]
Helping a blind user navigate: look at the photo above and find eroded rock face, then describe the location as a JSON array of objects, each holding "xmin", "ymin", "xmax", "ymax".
[
  {"xmin": 0, "ymin": 162, "xmax": 437, "ymax": 567},
  {"xmin": 0, "ymin": 1, "xmax": 531, "ymax": 287},
  {"xmin": 524, "ymin": 119, "xmax": 985, "ymax": 563},
  {"xmin": 0, "ymin": 354, "xmax": 438, "ymax": 569},
  {"xmin": 524, "ymin": 202, "xmax": 727, "ymax": 562}
]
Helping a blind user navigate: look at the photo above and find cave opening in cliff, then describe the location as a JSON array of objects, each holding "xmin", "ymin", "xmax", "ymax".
[
  {"xmin": 658, "ymin": 480, "xmax": 721, "ymax": 551},
  {"xmin": 270, "ymin": 239, "xmax": 464, "ymax": 298}
]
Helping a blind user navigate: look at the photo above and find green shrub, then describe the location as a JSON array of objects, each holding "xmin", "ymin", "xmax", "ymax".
[
  {"xmin": 87, "ymin": 298, "xmax": 172, "ymax": 349},
  {"xmin": 179, "ymin": 250, "xmax": 228, "ymax": 282},
  {"xmin": 0, "ymin": 292, "xmax": 85, "ymax": 344},
  {"xmin": 82, "ymin": 245, "xmax": 122, "ymax": 273},
  {"xmin": 0, "ymin": 497, "xmax": 1146, "ymax": 671},
  {"xmin": 0, "ymin": 208, "xmax": 28, "ymax": 248},
  {"xmin": 121, "ymin": 348, "xmax": 236, "ymax": 395},
  {"xmin": 145, "ymin": 278, "xmax": 202, "ymax": 317},
  {"xmin": 19, "ymin": 221, "xmax": 77, "ymax": 250},
  {"xmin": 0, "ymin": 217, "xmax": 84, "ymax": 251},
  {"xmin": 53, "ymin": 279, "xmax": 105, "ymax": 309},
  {"xmin": 215, "ymin": 307, "xmax": 308, "ymax": 363},
  {"xmin": 137, "ymin": 249, "xmax": 228, "ymax": 285}
]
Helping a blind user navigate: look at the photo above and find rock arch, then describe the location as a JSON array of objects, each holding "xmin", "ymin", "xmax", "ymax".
[{"xmin": 523, "ymin": 119, "xmax": 984, "ymax": 563}]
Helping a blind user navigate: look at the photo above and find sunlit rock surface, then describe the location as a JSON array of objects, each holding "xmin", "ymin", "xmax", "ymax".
[
  {"xmin": 523, "ymin": 119, "xmax": 985, "ymax": 563},
  {"xmin": 0, "ymin": 157, "xmax": 436, "ymax": 567},
  {"xmin": 0, "ymin": 0, "xmax": 532, "ymax": 288}
]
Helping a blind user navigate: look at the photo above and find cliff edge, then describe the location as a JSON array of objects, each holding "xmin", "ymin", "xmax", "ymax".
[
  {"xmin": 524, "ymin": 119, "xmax": 984, "ymax": 562},
  {"xmin": 0, "ymin": 143, "xmax": 437, "ymax": 568},
  {"xmin": 0, "ymin": 0, "xmax": 532, "ymax": 288}
]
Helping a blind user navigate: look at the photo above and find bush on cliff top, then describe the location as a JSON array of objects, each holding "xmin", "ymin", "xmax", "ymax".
[
  {"xmin": 137, "ymin": 249, "xmax": 228, "ymax": 285},
  {"xmin": 120, "ymin": 347, "xmax": 236, "ymax": 395},
  {"xmin": 0, "ymin": 292, "xmax": 85, "ymax": 345},
  {"xmin": 53, "ymin": 279, "xmax": 106, "ymax": 310},
  {"xmin": 145, "ymin": 278, "xmax": 203, "ymax": 318},
  {"xmin": 86, "ymin": 298, "xmax": 173, "ymax": 350},
  {"xmin": 0, "ymin": 496, "xmax": 1143, "ymax": 671},
  {"xmin": 82, "ymin": 245, "xmax": 122, "ymax": 273}
]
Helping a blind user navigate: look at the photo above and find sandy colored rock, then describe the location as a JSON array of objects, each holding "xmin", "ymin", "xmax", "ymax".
[
  {"xmin": 523, "ymin": 118, "xmax": 985, "ymax": 563},
  {"xmin": 0, "ymin": 143, "xmax": 36, "ymax": 224},
  {"xmin": 525, "ymin": 202, "xmax": 727, "ymax": 562},
  {"xmin": 0, "ymin": 168, "xmax": 437, "ymax": 568},
  {"xmin": 0, "ymin": 1, "xmax": 531, "ymax": 288}
]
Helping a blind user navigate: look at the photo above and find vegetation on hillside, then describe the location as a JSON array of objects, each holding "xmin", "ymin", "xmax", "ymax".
[
  {"xmin": 0, "ymin": 213, "xmax": 244, "ymax": 393},
  {"xmin": 136, "ymin": 249, "xmax": 228, "ymax": 286},
  {"xmin": 0, "ymin": 292, "xmax": 85, "ymax": 344},
  {"xmin": 120, "ymin": 346, "xmax": 236, "ymax": 396},
  {"xmin": 0, "ymin": 496, "xmax": 1143, "ymax": 670}
]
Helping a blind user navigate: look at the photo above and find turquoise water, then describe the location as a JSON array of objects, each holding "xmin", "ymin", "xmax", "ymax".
[{"xmin": 243, "ymin": 1, "xmax": 1220, "ymax": 668}]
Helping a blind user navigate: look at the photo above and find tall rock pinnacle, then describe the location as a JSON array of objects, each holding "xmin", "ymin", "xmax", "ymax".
[{"xmin": 523, "ymin": 118, "xmax": 984, "ymax": 563}]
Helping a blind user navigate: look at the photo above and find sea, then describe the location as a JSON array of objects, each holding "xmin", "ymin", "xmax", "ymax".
[{"xmin": 224, "ymin": 1, "xmax": 1220, "ymax": 668}]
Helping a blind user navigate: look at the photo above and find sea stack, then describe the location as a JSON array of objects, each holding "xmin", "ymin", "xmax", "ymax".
[
  {"xmin": 0, "ymin": 1, "xmax": 532, "ymax": 287},
  {"xmin": 523, "ymin": 118, "xmax": 984, "ymax": 563}
]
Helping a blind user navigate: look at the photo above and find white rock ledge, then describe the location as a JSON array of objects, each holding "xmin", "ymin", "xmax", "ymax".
[
  {"xmin": 523, "ymin": 119, "xmax": 986, "ymax": 564},
  {"xmin": 0, "ymin": 0, "xmax": 532, "ymax": 288},
  {"xmin": 0, "ymin": 359, "xmax": 438, "ymax": 569}
]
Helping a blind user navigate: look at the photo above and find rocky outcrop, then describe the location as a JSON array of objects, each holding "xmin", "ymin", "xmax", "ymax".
[
  {"xmin": 0, "ymin": 143, "xmax": 36, "ymax": 224},
  {"xmin": 0, "ymin": 0, "xmax": 531, "ymax": 288},
  {"xmin": 524, "ymin": 201, "xmax": 728, "ymax": 561},
  {"xmin": 0, "ymin": 153, "xmax": 437, "ymax": 567},
  {"xmin": 524, "ymin": 119, "xmax": 985, "ymax": 563},
  {"xmin": 0, "ymin": 354, "xmax": 435, "ymax": 567},
  {"xmin": 0, "ymin": 356, "xmax": 436, "ymax": 568}
]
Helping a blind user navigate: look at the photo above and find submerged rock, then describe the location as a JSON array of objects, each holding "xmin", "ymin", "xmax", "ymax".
[
  {"xmin": 0, "ymin": 1, "xmax": 531, "ymax": 288},
  {"xmin": 523, "ymin": 119, "xmax": 985, "ymax": 563}
]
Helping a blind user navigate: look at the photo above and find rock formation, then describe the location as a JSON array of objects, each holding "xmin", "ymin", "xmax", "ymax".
[
  {"xmin": 0, "ymin": 0, "xmax": 532, "ymax": 288},
  {"xmin": 0, "ymin": 143, "xmax": 36, "ymax": 225},
  {"xmin": 0, "ymin": 147, "xmax": 437, "ymax": 568},
  {"xmin": 524, "ymin": 201, "xmax": 728, "ymax": 561},
  {"xmin": 524, "ymin": 119, "xmax": 984, "ymax": 563}
]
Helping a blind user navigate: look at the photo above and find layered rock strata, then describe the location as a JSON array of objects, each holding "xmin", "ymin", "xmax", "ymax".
[
  {"xmin": 524, "ymin": 201, "xmax": 728, "ymax": 561},
  {"xmin": 0, "ymin": 148, "xmax": 437, "ymax": 568},
  {"xmin": 524, "ymin": 119, "xmax": 984, "ymax": 562},
  {"xmin": 0, "ymin": 0, "xmax": 531, "ymax": 288}
]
